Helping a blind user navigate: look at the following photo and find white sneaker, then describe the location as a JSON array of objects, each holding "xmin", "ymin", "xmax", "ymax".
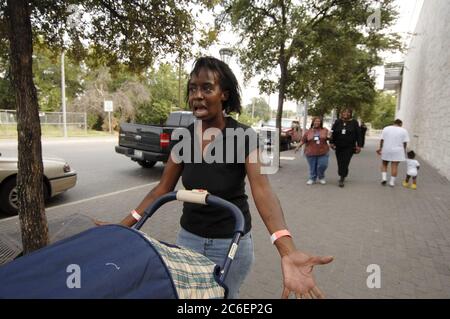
[
  {"xmin": 319, "ymin": 179, "xmax": 326, "ymax": 185},
  {"xmin": 389, "ymin": 181, "xmax": 395, "ymax": 187},
  {"xmin": 306, "ymin": 179, "xmax": 314, "ymax": 185}
]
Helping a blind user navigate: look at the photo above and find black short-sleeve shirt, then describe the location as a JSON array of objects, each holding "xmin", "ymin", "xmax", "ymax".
[
  {"xmin": 331, "ymin": 119, "xmax": 362, "ymax": 148},
  {"xmin": 172, "ymin": 117, "xmax": 258, "ymax": 238}
]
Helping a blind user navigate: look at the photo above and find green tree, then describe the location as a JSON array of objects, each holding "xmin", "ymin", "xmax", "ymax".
[
  {"xmin": 33, "ymin": 40, "xmax": 85, "ymax": 112},
  {"xmin": 222, "ymin": 0, "xmax": 400, "ymax": 141},
  {"xmin": 236, "ymin": 111, "xmax": 259, "ymax": 127},
  {"xmin": 245, "ymin": 97, "xmax": 271, "ymax": 121},
  {"xmin": 294, "ymin": 5, "xmax": 401, "ymax": 116},
  {"xmin": 0, "ymin": 0, "xmax": 206, "ymax": 253},
  {"xmin": 0, "ymin": 70, "xmax": 14, "ymax": 109},
  {"xmin": 0, "ymin": 40, "xmax": 85, "ymax": 111},
  {"xmin": 366, "ymin": 91, "xmax": 396, "ymax": 129},
  {"xmin": 70, "ymin": 65, "xmax": 151, "ymax": 130},
  {"xmin": 135, "ymin": 63, "xmax": 188, "ymax": 125},
  {"xmin": 0, "ymin": 45, "xmax": 14, "ymax": 109}
]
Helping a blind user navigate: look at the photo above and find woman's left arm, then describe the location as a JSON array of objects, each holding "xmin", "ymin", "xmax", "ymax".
[{"xmin": 245, "ymin": 150, "xmax": 334, "ymax": 298}]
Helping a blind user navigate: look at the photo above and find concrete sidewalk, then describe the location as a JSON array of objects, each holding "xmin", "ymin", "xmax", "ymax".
[
  {"xmin": 1, "ymin": 138, "xmax": 449, "ymax": 298},
  {"xmin": 241, "ymin": 138, "xmax": 450, "ymax": 298}
]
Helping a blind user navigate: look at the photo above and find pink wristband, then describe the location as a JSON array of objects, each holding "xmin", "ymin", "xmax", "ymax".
[
  {"xmin": 270, "ymin": 229, "xmax": 292, "ymax": 244},
  {"xmin": 131, "ymin": 209, "xmax": 142, "ymax": 221}
]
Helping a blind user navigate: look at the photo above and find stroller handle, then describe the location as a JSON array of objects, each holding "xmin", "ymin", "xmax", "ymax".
[{"xmin": 132, "ymin": 189, "xmax": 245, "ymax": 287}]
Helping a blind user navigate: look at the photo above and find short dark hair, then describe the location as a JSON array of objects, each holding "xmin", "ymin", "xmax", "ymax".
[
  {"xmin": 341, "ymin": 108, "xmax": 353, "ymax": 116},
  {"xmin": 394, "ymin": 119, "xmax": 403, "ymax": 126},
  {"xmin": 186, "ymin": 56, "xmax": 242, "ymax": 114},
  {"xmin": 407, "ymin": 150, "xmax": 415, "ymax": 159},
  {"xmin": 310, "ymin": 116, "xmax": 323, "ymax": 128}
]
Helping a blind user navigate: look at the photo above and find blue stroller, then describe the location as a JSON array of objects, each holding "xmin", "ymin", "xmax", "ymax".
[{"xmin": 0, "ymin": 190, "xmax": 245, "ymax": 299}]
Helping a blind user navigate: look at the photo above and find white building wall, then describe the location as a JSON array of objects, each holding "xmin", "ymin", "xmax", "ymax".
[{"xmin": 397, "ymin": 0, "xmax": 450, "ymax": 180}]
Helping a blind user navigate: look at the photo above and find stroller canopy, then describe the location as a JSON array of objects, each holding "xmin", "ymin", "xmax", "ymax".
[{"xmin": 0, "ymin": 225, "xmax": 224, "ymax": 299}]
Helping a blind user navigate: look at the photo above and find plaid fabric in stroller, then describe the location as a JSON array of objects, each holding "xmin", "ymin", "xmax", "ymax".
[
  {"xmin": 144, "ymin": 236, "xmax": 224, "ymax": 298},
  {"xmin": 0, "ymin": 190, "xmax": 244, "ymax": 299}
]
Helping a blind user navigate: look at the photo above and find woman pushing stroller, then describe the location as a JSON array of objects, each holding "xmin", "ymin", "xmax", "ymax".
[{"xmin": 97, "ymin": 56, "xmax": 333, "ymax": 299}]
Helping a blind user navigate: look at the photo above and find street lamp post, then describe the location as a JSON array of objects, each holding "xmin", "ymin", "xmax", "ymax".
[
  {"xmin": 61, "ymin": 51, "xmax": 67, "ymax": 138},
  {"xmin": 219, "ymin": 48, "xmax": 237, "ymax": 120},
  {"xmin": 61, "ymin": 5, "xmax": 77, "ymax": 138},
  {"xmin": 219, "ymin": 48, "xmax": 233, "ymax": 65},
  {"xmin": 252, "ymin": 98, "xmax": 255, "ymax": 119}
]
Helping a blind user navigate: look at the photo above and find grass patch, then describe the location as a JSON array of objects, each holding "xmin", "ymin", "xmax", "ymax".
[{"xmin": 0, "ymin": 124, "xmax": 114, "ymax": 138}]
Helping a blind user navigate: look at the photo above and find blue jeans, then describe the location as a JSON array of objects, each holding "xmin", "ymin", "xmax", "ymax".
[
  {"xmin": 306, "ymin": 153, "xmax": 329, "ymax": 181},
  {"xmin": 176, "ymin": 227, "xmax": 254, "ymax": 299}
]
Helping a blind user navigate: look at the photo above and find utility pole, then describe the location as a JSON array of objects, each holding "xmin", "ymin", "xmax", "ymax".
[
  {"xmin": 303, "ymin": 99, "xmax": 308, "ymax": 133},
  {"xmin": 61, "ymin": 4, "xmax": 77, "ymax": 138},
  {"xmin": 178, "ymin": 51, "xmax": 182, "ymax": 110},
  {"xmin": 252, "ymin": 98, "xmax": 255, "ymax": 119},
  {"xmin": 61, "ymin": 51, "xmax": 67, "ymax": 138}
]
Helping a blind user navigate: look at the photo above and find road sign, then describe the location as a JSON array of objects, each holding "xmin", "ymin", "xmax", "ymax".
[{"xmin": 104, "ymin": 100, "xmax": 113, "ymax": 112}]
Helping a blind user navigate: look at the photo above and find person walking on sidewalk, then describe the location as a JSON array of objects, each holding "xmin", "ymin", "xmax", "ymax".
[
  {"xmin": 329, "ymin": 108, "xmax": 362, "ymax": 187},
  {"xmin": 376, "ymin": 119, "xmax": 409, "ymax": 187},
  {"xmin": 294, "ymin": 117, "xmax": 330, "ymax": 185},
  {"xmin": 96, "ymin": 56, "xmax": 333, "ymax": 299},
  {"xmin": 403, "ymin": 150, "xmax": 420, "ymax": 190}
]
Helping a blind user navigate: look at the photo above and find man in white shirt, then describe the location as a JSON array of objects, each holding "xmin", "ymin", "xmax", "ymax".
[{"xmin": 376, "ymin": 119, "xmax": 410, "ymax": 187}]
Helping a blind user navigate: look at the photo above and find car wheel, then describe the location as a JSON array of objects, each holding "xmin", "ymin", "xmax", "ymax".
[
  {"xmin": 137, "ymin": 160, "xmax": 157, "ymax": 168},
  {"xmin": 0, "ymin": 178, "xmax": 19, "ymax": 216},
  {"xmin": 0, "ymin": 178, "xmax": 50, "ymax": 216}
]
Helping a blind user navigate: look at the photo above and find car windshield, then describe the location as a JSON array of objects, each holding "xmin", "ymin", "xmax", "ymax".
[{"xmin": 264, "ymin": 119, "xmax": 296, "ymax": 128}]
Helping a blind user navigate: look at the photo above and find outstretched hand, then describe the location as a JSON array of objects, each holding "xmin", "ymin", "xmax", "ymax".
[{"xmin": 281, "ymin": 250, "xmax": 333, "ymax": 299}]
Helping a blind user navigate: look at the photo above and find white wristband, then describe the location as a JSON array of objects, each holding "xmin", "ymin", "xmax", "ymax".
[
  {"xmin": 131, "ymin": 210, "xmax": 142, "ymax": 221},
  {"xmin": 270, "ymin": 229, "xmax": 292, "ymax": 244}
]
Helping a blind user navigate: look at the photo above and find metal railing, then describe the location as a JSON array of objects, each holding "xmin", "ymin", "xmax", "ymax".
[{"xmin": 0, "ymin": 109, "xmax": 87, "ymax": 137}]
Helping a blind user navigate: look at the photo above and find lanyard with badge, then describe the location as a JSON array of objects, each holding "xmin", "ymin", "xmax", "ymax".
[
  {"xmin": 313, "ymin": 130, "xmax": 320, "ymax": 144},
  {"xmin": 341, "ymin": 121, "xmax": 347, "ymax": 135}
]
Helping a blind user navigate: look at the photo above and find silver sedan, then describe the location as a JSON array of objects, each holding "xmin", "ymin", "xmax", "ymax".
[{"xmin": 0, "ymin": 156, "xmax": 77, "ymax": 216}]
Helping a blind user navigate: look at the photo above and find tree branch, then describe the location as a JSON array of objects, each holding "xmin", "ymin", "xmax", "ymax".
[
  {"xmin": 97, "ymin": 0, "xmax": 127, "ymax": 21},
  {"xmin": 306, "ymin": 0, "xmax": 342, "ymax": 29},
  {"xmin": 252, "ymin": 4, "xmax": 279, "ymax": 24}
]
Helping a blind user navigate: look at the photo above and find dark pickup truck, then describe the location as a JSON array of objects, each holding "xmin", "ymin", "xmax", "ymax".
[{"xmin": 115, "ymin": 111, "xmax": 195, "ymax": 168}]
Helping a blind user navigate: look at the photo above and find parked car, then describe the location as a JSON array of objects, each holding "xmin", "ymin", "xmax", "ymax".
[
  {"xmin": 0, "ymin": 155, "xmax": 77, "ymax": 216},
  {"xmin": 115, "ymin": 111, "xmax": 195, "ymax": 168},
  {"xmin": 260, "ymin": 118, "xmax": 302, "ymax": 151}
]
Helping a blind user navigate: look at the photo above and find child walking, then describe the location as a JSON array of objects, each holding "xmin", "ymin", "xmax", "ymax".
[{"xmin": 403, "ymin": 151, "xmax": 420, "ymax": 190}]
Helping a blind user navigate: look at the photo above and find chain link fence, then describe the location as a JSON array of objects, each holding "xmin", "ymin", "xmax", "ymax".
[{"xmin": 0, "ymin": 109, "xmax": 87, "ymax": 137}]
